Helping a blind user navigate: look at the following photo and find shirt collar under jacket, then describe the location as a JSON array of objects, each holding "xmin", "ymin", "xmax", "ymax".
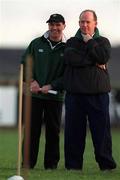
[
  {"xmin": 75, "ymin": 27, "xmax": 100, "ymax": 40},
  {"xmin": 44, "ymin": 30, "xmax": 67, "ymax": 43}
]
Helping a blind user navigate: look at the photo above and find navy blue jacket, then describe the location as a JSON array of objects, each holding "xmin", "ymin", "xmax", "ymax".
[{"xmin": 63, "ymin": 28, "xmax": 111, "ymax": 94}]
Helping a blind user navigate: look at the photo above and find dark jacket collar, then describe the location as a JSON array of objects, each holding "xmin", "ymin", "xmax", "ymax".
[{"xmin": 75, "ymin": 27, "xmax": 100, "ymax": 40}]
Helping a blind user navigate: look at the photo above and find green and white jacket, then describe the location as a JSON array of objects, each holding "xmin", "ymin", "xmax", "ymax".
[{"xmin": 21, "ymin": 31, "xmax": 66, "ymax": 101}]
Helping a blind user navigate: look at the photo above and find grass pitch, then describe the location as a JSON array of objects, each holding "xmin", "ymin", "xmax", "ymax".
[{"xmin": 0, "ymin": 128, "xmax": 120, "ymax": 180}]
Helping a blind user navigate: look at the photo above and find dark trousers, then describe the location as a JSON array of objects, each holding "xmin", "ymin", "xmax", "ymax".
[
  {"xmin": 65, "ymin": 93, "xmax": 116, "ymax": 170},
  {"xmin": 23, "ymin": 97, "xmax": 63, "ymax": 168}
]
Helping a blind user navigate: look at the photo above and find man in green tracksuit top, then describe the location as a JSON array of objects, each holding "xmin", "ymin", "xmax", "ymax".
[{"xmin": 21, "ymin": 14, "xmax": 66, "ymax": 169}]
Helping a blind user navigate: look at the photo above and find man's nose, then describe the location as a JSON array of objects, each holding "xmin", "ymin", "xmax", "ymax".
[
  {"xmin": 52, "ymin": 25, "xmax": 57, "ymax": 29},
  {"xmin": 83, "ymin": 22, "xmax": 87, "ymax": 26}
]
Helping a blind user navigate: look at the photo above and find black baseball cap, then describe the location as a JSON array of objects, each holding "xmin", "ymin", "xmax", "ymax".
[{"xmin": 46, "ymin": 14, "xmax": 65, "ymax": 23}]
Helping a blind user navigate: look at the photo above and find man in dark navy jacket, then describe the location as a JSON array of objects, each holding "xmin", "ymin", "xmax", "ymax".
[{"xmin": 63, "ymin": 9, "xmax": 117, "ymax": 171}]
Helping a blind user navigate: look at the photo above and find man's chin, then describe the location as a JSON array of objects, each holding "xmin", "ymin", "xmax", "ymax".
[{"xmin": 82, "ymin": 32, "xmax": 87, "ymax": 35}]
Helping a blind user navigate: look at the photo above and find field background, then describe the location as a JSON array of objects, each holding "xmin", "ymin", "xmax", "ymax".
[{"xmin": 0, "ymin": 128, "xmax": 120, "ymax": 180}]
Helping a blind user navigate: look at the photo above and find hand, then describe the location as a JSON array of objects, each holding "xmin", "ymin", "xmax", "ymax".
[
  {"xmin": 81, "ymin": 34, "xmax": 92, "ymax": 43},
  {"xmin": 40, "ymin": 84, "xmax": 52, "ymax": 94},
  {"xmin": 30, "ymin": 80, "xmax": 40, "ymax": 94},
  {"xmin": 96, "ymin": 64, "xmax": 106, "ymax": 70}
]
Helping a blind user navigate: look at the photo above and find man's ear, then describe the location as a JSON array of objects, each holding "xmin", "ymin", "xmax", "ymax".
[
  {"xmin": 95, "ymin": 21, "xmax": 97, "ymax": 26},
  {"xmin": 63, "ymin": 24, "xmax": 66, "ymax": 29}
]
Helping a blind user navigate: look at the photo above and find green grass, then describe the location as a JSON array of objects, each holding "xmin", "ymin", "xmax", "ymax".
[{"xmin": 0, "ymin": 128, "xmax": 120, "ymax": 180}]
